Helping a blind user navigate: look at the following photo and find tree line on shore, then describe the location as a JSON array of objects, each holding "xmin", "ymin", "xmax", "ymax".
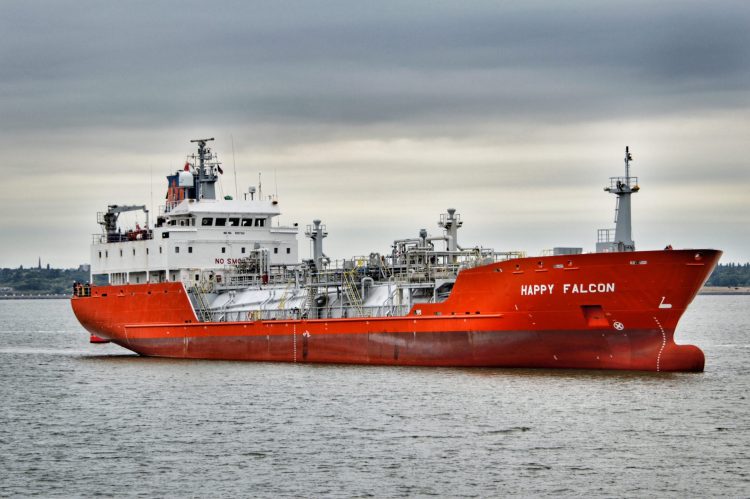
[
  {"xmin": 704, "ymin": 263, "xmax": 750, "ymax": 287},
  {"xmin": 0, "ymin": 267, "xmax": 89, "ymax": 295}
]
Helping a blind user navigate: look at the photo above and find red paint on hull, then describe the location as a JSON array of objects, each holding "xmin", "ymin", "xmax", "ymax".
[{"xmin": 71, "ymin": 249, "xmax": 719, "ymax": 372}]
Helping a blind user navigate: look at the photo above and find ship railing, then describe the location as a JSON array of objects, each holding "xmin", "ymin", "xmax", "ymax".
[
  {"xmin": 218, "ymin": 304, "xmax": 412, "ymax": 322},
  {"xmin": 161, "ymin": 200, "xmax": 182, "ymax": 214},
  {"xmin": 221, "ymin": 268, "xmax": 300, "ymax": 289},
  {"xmin": 72, "ymin": 282, "xmax": 91, "ymax": 297},
  {"xmin": 492, "ymin": 251, "xmax": 526, "ymax": 261},
  {"xmin": 91, "ymin": 230, "xmax": 154, "ymax": 244},
  {"xmin": 607, "ymin": 176, "xmax": 639, "ymax": 190},
  {"xmin": 312, "ymin": 304, "xmax": 412, "ymax": 320},
  {"xmin": 597, "ymin": 228, "xmax": 615, "ymax": 243}
]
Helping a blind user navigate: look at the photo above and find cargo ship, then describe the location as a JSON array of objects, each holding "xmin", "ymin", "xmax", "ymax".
[{"xmin": 71, "ymin": 139, "xmax": 720, "ymax": 371}]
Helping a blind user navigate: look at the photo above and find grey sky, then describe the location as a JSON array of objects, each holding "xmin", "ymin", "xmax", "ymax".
[{"xmin": 1, "ymin": 0, "xmax": 748, "ymax": 267}]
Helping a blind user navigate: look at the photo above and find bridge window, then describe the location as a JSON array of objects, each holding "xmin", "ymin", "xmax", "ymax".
[
  {"xmin": 228, "ymin": 217, "xmax": 240, "ymax": 226},
  {"xmin": 215, "ymin": 218, "xmax": 227, "ymax": 226},
  {"xmin": 254, "ymin": 218, "xmax": 265, "ymax": 227},
  {"xmin": 241, "ymin": 218, "xmax": 253, "ymax": 227},
  {"xmin": 201, "ymin": 218, "xmax": 213, "ymax": 226}
]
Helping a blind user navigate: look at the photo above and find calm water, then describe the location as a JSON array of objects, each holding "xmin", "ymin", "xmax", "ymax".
[{"xmin": 0, "ymin": 297, "xmax": 748, "ymax": 497}]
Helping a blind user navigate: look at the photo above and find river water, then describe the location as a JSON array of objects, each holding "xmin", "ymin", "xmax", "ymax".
[{"xmin": 0, "ymin": 296, "xmax": 748, "ymax": 497}]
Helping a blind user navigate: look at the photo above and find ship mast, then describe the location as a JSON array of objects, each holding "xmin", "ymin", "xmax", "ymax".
[
  {"xmin": 597, "ymin": 147, "xmax": 640, "ymax": 252},
  {"xmin": 189, "ymin": 137, "xmax": 217, "ymax": 200}
]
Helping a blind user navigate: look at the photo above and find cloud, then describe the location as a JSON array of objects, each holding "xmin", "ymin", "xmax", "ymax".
[{"xmin": 0, "ymin": 0, "xmax": 749, "ymax": 266}]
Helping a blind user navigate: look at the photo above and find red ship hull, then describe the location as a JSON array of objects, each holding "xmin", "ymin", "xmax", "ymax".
[{"xmin": 71, "ymin": 249, "xmax": 719, "ymax": 372}]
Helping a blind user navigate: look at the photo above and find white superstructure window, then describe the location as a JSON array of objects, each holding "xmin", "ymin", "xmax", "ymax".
[
  {"xmin": 241, "ymin": 218, "xmax": 253, "ymax": 227},
  {"xmin": 202, "ymin": 218, "xmax": 213, "ymax": 226},
  {"xmin": 215, "ymin": 218, "xmax": 227, "ymax": 226},
  {"xmin": 175, "ymin": 247, "xmax": 180, "ymax": 254},
  {"xmin": 254, "ymin": 218, "xmax": 265, "ymax": 227},
  {"xmin": 228, "ymin": 217, "xmax": 240, "ymax": 226}
]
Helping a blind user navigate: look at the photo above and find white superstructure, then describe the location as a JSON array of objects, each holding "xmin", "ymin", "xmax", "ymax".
[{"xmin": 90, "ymin": 138, "xmax": 299, "ymax": 286}]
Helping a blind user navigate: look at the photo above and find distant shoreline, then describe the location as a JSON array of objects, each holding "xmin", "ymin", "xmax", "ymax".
[
  {"xmin": 0, "ymin": 295, "xmax": 70, "ymax": 300},
  {"xmin": 699, "ymin": 286, "xmax": 750, "ymax": 295}
]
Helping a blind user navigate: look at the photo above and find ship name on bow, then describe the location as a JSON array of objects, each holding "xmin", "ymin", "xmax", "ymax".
[{"xmin": 521, "ymin": 283, "xmax": 616, "ymax": 296}]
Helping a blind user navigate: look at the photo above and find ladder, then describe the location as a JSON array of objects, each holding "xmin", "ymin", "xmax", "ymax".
[
  {"xmin": 614, "ymin": 196, "xmax": 620, "ymax": 223},
  {"xmin": 191, "ymin": 284, "xmax": 213, "ymax": 322},
  {"xmin": 342, "ymin": 270, "xmax": 364, "ymax": 317}
]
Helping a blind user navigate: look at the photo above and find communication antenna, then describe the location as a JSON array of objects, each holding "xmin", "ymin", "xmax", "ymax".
[
  {"xmin": 231, "ymin": 134, "xmax": 239, "ymax": 199},
  {"xmin": 259, "ymin": 172, "xmax": 263, "ymax": 200},
  {"xmin": 624, "ymin": 145, "xmax": 633, "ymax": 180},
  {"xmin": 149, "ymin": 165, "xmax": 153, "ymax": 228}
]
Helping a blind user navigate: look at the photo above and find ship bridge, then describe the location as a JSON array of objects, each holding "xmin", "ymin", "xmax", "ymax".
[{"xmin": 89, "ymin": 139, "xmax": 299, "ymax": 286}]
